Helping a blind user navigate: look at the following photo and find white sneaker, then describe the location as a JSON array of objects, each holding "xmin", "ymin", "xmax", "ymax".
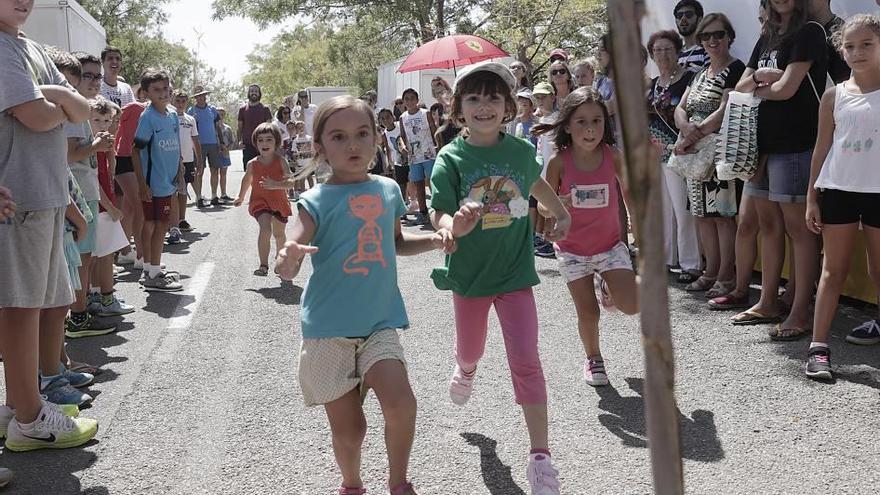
[
  {"xmin": 583, "ymin": 356, "xmax": 609, "ymax": 387},
  {"xmin": 117, "ymin": 250, "xmax": 137, "ymax": 265},
  {"xmin": 527, "ymin": 453, "xmax": 560, "ymax": 495},
  {"xmin": 4, "ymin": 403, "xmax": 97, "ymax": 452},
  {"xmin": 449, "ymin": 365, "xmax": 476, "ymax": 406},
  {"xmin": 0, "ymin": 401, "xmax": 79, "ymax": 438}
]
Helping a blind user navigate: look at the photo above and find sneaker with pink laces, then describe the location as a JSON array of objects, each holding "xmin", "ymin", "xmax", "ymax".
[
  {"xmin": 583, "ymin": 356, "xmax": 609, "ymax": 386},
  {"xmin": 449, "ymin": 365, "xmax": 476, "ymax": 405},
  {"xmin": 527, "ymin": 453, "xmax": 560, "ymax": 495},
  {"xmin": 337, "ymin": 486, "xmax": 366, "ymax": 495}
]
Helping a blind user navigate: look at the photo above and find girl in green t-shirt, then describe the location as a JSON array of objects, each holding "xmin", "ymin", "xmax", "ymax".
[{"xmin": 428, "ymin": 61, "xmax": 571, "ymax": 495}]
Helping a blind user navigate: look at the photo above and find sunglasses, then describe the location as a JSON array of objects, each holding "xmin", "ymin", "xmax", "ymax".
[
  {"xmin": 550, "ymin": 68, "xmax": 568, "ymax": 76},
  {"xmin": 674, "ymin": 10, "xmax": 696, "ymax": 20},
  {"xmin": 698, "ymin": 30, "xmax": 728, "ymax": 42}
]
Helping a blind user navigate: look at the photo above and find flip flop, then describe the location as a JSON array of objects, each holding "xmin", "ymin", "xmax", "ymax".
[
  {"xmin": 770, "ymin": 324, "xmax": 812, "ymax": 341},
  {"xmin": 731, "ymin": 309, "xmax": 784, "ymax": 326}
]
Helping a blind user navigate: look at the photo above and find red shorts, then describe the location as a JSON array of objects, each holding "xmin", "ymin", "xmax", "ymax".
[
  {"xmin": 142, "ymin": 196, "xmax": 173, "ymax": 223},
  {"xmin": 251, "ymin": 209, "xmax": 289, "ymax": 224}
]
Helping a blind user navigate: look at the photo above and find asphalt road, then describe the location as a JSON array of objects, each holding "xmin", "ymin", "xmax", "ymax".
[{"xmin": 2, "ymin": 152, "xmax": 878, "ymax": 494}]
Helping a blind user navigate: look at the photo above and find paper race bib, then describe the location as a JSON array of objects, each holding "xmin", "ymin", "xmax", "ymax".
[{"xmin": 570, "ymin": 184, "xmax": 609, "ymax": 209}]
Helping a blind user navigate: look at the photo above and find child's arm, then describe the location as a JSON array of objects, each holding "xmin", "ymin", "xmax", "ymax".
[
  {"xmin": 611, "ymin": 149, "xmax": 635, "ymax": 241},
  {"xmin": 193, "ymin": 138, "xmax": 203, "ymax": 168},
  {"xmin": 806, "ymin": 86, "xmax": 837, "ymax": 235},
  {"xmin": 130, "ymin": 145, "xmax": 151, "ymax": 202},
  {"xmin": 233, "ymin": 168, "xmax": 254, "ymax": 206},
  {"xmin": 65, "ymin": 200, "xmax": 87, "ymax": 241},
  {"xmin": 98, "ymin": 185, "xmax": 124, "ymax": 221},
  {"xmin": 68, "ymin": 131, "xmax": 113, "ymax": 163},
  {"xmin": 427, "ymin": 114, "xmax": 439, "ymax": 149},
  {"xmin": 537, "ymin": 155, "xmax": 566, "ymax": 217},
  {"xmin": 530, "ymin": 177, "xmax": 571, "ymax": 242},
  {"xmin": 275, "ymin": 208, "xmax": 319, "ymax": 280},
  {"xmin": 395, "ymin": 219, "xmax": 455, "ymax": 255}
]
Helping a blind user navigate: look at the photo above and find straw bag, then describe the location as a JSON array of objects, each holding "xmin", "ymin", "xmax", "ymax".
[{"xmin": 666, "ymin": 133, "xmax": 719, "ymax": 181}]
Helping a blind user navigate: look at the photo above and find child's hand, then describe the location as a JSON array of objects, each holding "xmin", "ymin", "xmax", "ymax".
[
  {"xmin": 139, "ymin": 184, "xmax": 152, "ymax": 203},
  {"xmin": 260, "ymin": 178, "xmax": 288, "ymax": 190},
  {"xmin": 544, "ymin": 213, "xmax": 571, "ymax": 242},
  {"xmin": 805, "ymin": 197, "xmax": 823, "ymax": 234},
  {"xmin": 452, "ymin": 201, "xmax": 482, "ymax": 237},
  {"xmin": 108, "ymin": 205, "xmax": 124, "ymax": 222},
  {"xmin": 93, "ymin": 132, "xmax": 114, "ymax": 152},
  {"xmin": 0, "ymin": 186, "xmax": 16, "ymax": 221},
  {"xmin": 432, "ymin": 228, "xmax": 457, "ymax": 254},
  {"xmin": 73, "ymin": 217, "xmax": 88, "ymax": 241},
  {"xmin": 233, "ymin": 197, "xmax": 243, "ymax": 207},
  {"xmin": 275, "ymin": 241, "xmax": 319, "ymax": 280}
]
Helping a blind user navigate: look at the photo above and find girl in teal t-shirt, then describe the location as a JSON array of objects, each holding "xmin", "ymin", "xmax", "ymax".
[
  {"xmin": 428, "ymin": 61, "xmax": 571, "ymax": 495},
  {"xmin": 272, "ymin": 96, "xmax": 454, "ymax": 495}
]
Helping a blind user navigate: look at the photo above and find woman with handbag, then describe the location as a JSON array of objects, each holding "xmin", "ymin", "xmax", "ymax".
[
  {"xmin": 673, "ymin": 13, "xmax": 746, "ymax": 297},
  {"xmin": 734, "ymin": 0, "xmax": 828, "ymax": 340},
  {"xmin": 646, "ymin": 30, "xmax": 701, "ymax": 283}
]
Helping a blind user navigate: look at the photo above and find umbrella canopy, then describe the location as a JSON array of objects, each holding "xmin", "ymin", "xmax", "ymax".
[{"xmin": 397, "ymin": 34, "xmax": 509, "ymax": 73}]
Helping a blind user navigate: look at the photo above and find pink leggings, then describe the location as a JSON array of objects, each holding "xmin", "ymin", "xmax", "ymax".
[{"xmin": 453, "ymin": 287, "xmax": 547, "ymax": 404}]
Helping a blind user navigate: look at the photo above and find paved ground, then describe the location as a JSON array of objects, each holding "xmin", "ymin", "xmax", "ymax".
[{"xmin": 2, "ymin": 152, "xmax": 879, "ymax": 494}]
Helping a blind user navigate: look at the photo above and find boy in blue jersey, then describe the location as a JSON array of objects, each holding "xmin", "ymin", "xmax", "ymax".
[{"xmin": 131, "ymin": 69, "xmax": 183, "ymax": 292}]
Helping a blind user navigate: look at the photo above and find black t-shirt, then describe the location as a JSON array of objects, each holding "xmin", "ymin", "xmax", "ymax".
[
  {"xmin": 748, "ymin": 22, "xmax": 829, "ymax": 154},
  {"xmin": 824, "ymin": 16, "xmax": 851, "ymax": 84}
]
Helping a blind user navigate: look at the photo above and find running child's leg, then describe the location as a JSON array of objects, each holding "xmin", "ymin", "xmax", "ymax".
[
  {"xmin": 256, "ymin": 213, "xmax": 273, "ymax": 267},
  {"xmin": 601, "ymin": 269, "xmax": 639, "ymax": 315},
  {"xmin": 811, "ymin": 223, "xmax": 859, "ymax": 344},
  {"xmin": 324, "ymin": 388, "xmax": 367, "ymax": 490},
  {"xmin": 271, "ymin": 216, "xmax": 287, "ymax": 257},
  {"xmin": 493, "ymin": 288, "xmax": 548, "ymax": 450},
  {"xmin": 364, "ymin": 359, "xmax": 416, "ymax": 490},
  {"xmin": 452, "ymin": 294, "xmax": 494, "ymax": 371},
  {"xmin": 566, "ymin": 274, "xmax": 601, "ymax": 357}
]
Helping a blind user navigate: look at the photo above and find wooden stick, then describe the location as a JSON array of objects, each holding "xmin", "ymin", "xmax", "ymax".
[{"xmin": 606, "ymin": 1, "xmax": 684, "ymax": 494}]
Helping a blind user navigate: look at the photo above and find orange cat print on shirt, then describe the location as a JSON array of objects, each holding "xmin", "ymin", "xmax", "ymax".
[{"xmin": 343, "ymin": 194, "xmax": 387, "ymax": 276}]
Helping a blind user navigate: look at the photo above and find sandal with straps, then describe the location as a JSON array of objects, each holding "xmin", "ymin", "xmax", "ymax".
[
  {"xmin": 684, "ymin": 275, "xmax": 716, "ymax": 292},
  {"xmin": 706, "ymin": 280, "xmax": 735, "ymax": 299}
]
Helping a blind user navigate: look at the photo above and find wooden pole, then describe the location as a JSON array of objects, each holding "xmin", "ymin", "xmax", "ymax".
[{"xmin": 606, "ymin": 1, "xmax": 684, "ymax": 494}]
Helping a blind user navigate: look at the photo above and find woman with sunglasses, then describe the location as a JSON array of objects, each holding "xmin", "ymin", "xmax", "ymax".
[
  {"xmin": 734, "ymin": 0, "xmax": 827, "ymax": 340},
  {"xmin": 673, "ymin": 14, "xmax": 746, "ymax": 299},
  {"xmin": 548, "ymin": 60, "xmax": 575, "ymax": 106},
  {"xmin": 647, "ymin": 30, "xmax": 701, "ymax": 283},
  {"xmin": 273, "ymin": 105, "xmax": 292, "ymax": 145},
  {"xmin": 509, "ymin": 61, "xmax": 530, "ymax": 92}
]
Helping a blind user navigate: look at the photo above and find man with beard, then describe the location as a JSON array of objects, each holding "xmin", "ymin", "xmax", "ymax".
[
  {"xmin": 673, "ymin": 0, "xmax": 707, "ymax": 72},
  {"xmin": 237, "ymin": 84, "xmax": 272, "ymax": 171}
]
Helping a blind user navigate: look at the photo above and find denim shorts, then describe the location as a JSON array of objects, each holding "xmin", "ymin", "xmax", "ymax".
[
  {"xmin": 744, "ymin": 151, "xmax": 812, "ymax": 203},
  {"xmin": 409, "ymin": 159, "xmax": 434, "ymax": 182}
]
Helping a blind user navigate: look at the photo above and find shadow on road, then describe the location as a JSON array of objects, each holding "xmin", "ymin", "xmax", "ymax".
[
  {"xmin": 1, "ymin": 441, "xmax": 102, "ymax": 494},
  {"xmin": 460, "ymin": 432, "xmax": 526, "ymax": 495},
  {"xmin": 595, "ymin": 377, "xmax": 725, "ymax": 462},
  {"xmin": 244, "ymin": 283, "xmax": 303, "ymax": 306},
  {"xmin": 142, "ymin": 293, "xmax": 196, "ymax": 319}
]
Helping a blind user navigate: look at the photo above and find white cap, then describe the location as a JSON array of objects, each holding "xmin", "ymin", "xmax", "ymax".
[{"xmin": 453, "ymin": 61, "xmax": 517, "ymax": 94}]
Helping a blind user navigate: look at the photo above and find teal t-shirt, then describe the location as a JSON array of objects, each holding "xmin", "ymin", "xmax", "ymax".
[
  {"xmin": 134, "ymin": 105, "xmax": 180, "ymax": 198},
  {"xmin": 298, "ymin": 175, "xmax": 409, "ymax": 339},
  {"xmin": 429, "ymin": 133, "xmax": 541, "ymax": 297}
]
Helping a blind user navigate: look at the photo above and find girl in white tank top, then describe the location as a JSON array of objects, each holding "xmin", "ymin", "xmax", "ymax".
[{"xmin": 805, "ymin": 15, "xmax": 880, "ymax": 381}]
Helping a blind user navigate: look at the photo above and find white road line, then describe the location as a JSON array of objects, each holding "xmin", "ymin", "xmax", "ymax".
[{"xmin": 167, "ymin": 261, "xmax": 215, "ymax": 329}]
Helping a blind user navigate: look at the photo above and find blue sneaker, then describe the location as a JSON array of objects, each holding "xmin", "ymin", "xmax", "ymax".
[
  {"xmin": 40, "ymin": 376, "xmax": 93, "ymax": 406},
  {"xmin": 534, "ymin": 242, "xmax": 556, "ymax": 259},
  {"xmin": 846, "ymin": 319, "xmax": 880, "ymax": 346},
  {"xmin": 166, "ymin": 227, "xmax": 181, "ymax": 245},
  {"xmin": 60, "ymin": 366, "xmax": 94, "ymax": 388}
]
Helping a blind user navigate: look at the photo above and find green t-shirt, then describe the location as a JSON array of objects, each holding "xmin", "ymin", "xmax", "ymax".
[{"xmin": 430, "ymin": 133, "xmax": 541, "ymax": 297}]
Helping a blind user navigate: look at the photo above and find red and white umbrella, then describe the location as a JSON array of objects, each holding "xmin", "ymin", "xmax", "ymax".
[{"xmin": 397, "ymin": 34, "xmax": 509, "ymax": 74}]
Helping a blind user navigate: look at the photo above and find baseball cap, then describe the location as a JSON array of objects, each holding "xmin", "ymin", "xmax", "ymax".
[
  {"xmin": 516, "ymin": 89, "xmax": 536, "ymax": 105},
  {"xmin": 532, "ymin": 82, "xmax": 555, "ymax": 96},
  {"xmin": 549, "ymin": 48, "xmax": 569, "ymax": 62},
  {"xmin": 192, "ymin": 85, "xmax": 211, "ymax": 97},
  {"xmin": 452, "ymin": 61, "xmax": 516, "ymax": 94}
]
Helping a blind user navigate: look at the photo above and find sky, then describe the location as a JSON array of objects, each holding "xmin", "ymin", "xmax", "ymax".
[{"xmin": 161, "ymin": 0, "xmax": 294, "ymax": 84}]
